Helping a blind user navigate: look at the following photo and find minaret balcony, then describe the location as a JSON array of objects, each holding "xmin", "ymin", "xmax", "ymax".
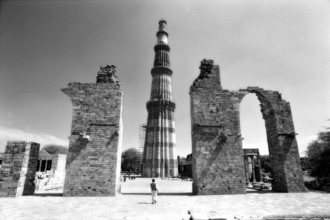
[
  {"xmin": 151, "ymin": 66, "xmax": 173, "ymax": 76},
  {"xmin": 154, "ymin": 44, "xmax": 170, "ymax": 52},
  {"xmin": 156, "ymin": 30, "xmax": 168, "ymax": 37},
  {"xmin": 146, "ymin": 99, "xmax": 176, "ymax": 112}
]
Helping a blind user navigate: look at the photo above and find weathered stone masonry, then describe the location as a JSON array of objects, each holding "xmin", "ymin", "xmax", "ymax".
[
  {"xmin": 190, "ymin": 60, "xmax": 246, "ymax": 195},
  {"xmin": 62, "ymin": 65, "xmax": 123, "ymax": 196},
  {"xmin": 0, "ymin": 141, "xmax": 39, "ymax": 197},
  {"xmin": 190, "ymin": 59, "xmax": 305, "ymax": 195},
  {"xmin": 240, "ymin": 87, "xmax": 306, "ymax": 192}
]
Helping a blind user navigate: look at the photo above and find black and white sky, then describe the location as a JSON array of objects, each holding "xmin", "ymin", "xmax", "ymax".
[{"xmin": 0, "ymin": 0, "xmax": 329, "ymax": 156}]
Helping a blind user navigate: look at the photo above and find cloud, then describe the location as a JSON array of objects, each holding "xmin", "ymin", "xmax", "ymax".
[{"xmin": 0, "ymin": 126, "xmax": 68, "ymax": 152}]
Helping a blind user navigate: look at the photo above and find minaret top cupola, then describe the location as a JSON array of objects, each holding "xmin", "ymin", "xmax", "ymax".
[
  {"xmin": 157, "ymin": 19, "xmax": 168, "ymax": 45},
  {"xmin": 152, "ymin": 19, "xmax": 172, "ymax": 75}
]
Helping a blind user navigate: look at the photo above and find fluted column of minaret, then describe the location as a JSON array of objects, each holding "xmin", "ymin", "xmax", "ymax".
[{"xmin": 142, "ymin": 20, "xmax": 178, "ymax": 178}]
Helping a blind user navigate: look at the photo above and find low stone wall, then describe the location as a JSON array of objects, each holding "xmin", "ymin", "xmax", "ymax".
[{"xmin": 0, "ymin": 141, "xmax": 39, "ymax": 197}]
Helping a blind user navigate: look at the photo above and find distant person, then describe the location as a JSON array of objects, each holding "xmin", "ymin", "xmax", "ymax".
[{"xmin": 150, "ymin": 179, "xmax": 158, "ymax": 204}]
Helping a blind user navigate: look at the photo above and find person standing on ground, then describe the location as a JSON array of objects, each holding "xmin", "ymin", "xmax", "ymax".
[{"xmin": 150, "ymin": 179, "xmax": 158, "ymax": 204}]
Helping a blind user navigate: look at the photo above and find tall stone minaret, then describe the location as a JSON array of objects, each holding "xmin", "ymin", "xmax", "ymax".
[{"xmin": 142, "ymin": 20, "xmax": 178, "ymax": 178}]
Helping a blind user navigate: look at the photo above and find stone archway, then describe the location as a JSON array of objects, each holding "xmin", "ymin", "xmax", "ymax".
[
  {"xmin": 240, "ymin": 87, "xmax": 305, "ymax": 192},
  {"xmin": 190, "ymin": 59, "xmax": 306, "ymax": 195}
]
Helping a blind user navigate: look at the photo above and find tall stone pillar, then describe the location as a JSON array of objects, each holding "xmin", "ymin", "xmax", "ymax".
[
  {"xmin": 62, "ymin": 64, "xmax": 123, "ymax": 196},
  {"xmin": 142, "ymin": 20, "xmax": 178, "ymax": 178},
  {"xmin": 0, "ymin": 141, "xmax": 39, "ymax": 197},
  {"xmin": 190, "ymin": 59, "xmax": 246, "ymax": 195}
]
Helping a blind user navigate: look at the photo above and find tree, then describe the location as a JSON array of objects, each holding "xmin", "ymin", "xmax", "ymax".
[
  {"xmin": 306, "ymin": 128, "xmax": 330, "ymax": 191},
  {"xmin": 300, "ymin": 157, "xmax": 311, "ymax": 171},
  {"xmin": 43, "ymin": 144, "xmax": 68, "ymax": 155},
  {"xmin": 307, "ymin": 129, "xmax": 330, "ymax": 178},
  {"xmin": 121, "ymin": 148, "xmax": 141, "ymax": 172},
  {"xmin": 260, "ymin": 155, "xmax": 271, "ymax": 173}
]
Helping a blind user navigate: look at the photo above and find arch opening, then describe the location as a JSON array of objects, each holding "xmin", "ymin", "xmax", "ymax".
[
  {"xmin": 240, "ymin": 93, "xmax": 272, "ymax": 191},
  {"xmin": 240, "ymin": 93, "xmax": 268, "ymax": 155}
]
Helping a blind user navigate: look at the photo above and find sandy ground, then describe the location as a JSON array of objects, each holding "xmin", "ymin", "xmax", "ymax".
[{"xmin": 1, "ymin": 178, "xmax": 330, "ymax": 220}]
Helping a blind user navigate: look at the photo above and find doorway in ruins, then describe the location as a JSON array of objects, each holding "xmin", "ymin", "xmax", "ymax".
[{"xmin": 240, "ymin": 93, "xmax": 271, "ymax": 192}]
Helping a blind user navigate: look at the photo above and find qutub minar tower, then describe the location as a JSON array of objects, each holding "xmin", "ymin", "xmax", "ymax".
[{"xmin": 142, "ymin": 20, "xmax": 178, "ymax": 178}]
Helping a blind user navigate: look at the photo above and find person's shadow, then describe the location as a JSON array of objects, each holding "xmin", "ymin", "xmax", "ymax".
[{"xmin": 137, "ymin": 202, "xmax": 151, "ymax": 204}]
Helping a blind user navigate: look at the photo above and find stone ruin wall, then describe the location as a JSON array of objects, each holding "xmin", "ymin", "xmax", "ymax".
[
  {"xmin": 242, "ymin": 87, "xmax": 306, "ymax": 192},
  {"xmin": 190, "ymin": 59, "xmax": 306, "ymax": 195},
  {"xmin": 190, "ymin": 60, "xmax": 246, "ymax": 195},
  {"xmin": 62, "ymin": 65, "xmax": 123, "ymax": 196},
  {"xmin": 0, "ymin": 141, "xmax": 39, "ymax": 197},
  {"xmin": 51, "ymin": 154, "xmax": 67, "ymax": 173},
  {"xmin": 35, "ymin": 154, "xmax": 67, "ymax": 192}
]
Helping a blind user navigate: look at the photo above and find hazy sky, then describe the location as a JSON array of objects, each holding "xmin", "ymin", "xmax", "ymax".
[{"xmin": 0, "ymin": 0, "xmax": 329, "ymax": 157}]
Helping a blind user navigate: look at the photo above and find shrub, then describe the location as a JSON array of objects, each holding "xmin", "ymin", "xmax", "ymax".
[{"xmin": 306, "ymin": 127, "xmax": 330, "ymax": 191}]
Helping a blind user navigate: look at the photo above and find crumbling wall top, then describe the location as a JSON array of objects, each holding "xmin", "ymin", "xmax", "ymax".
[
  {"xmin": 190, "ymin": 59, "xmax": 221, "ymax": 93},
  {"xmin": 96, "ymin": 64, "xmax": 121, "ymax": 87}
]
